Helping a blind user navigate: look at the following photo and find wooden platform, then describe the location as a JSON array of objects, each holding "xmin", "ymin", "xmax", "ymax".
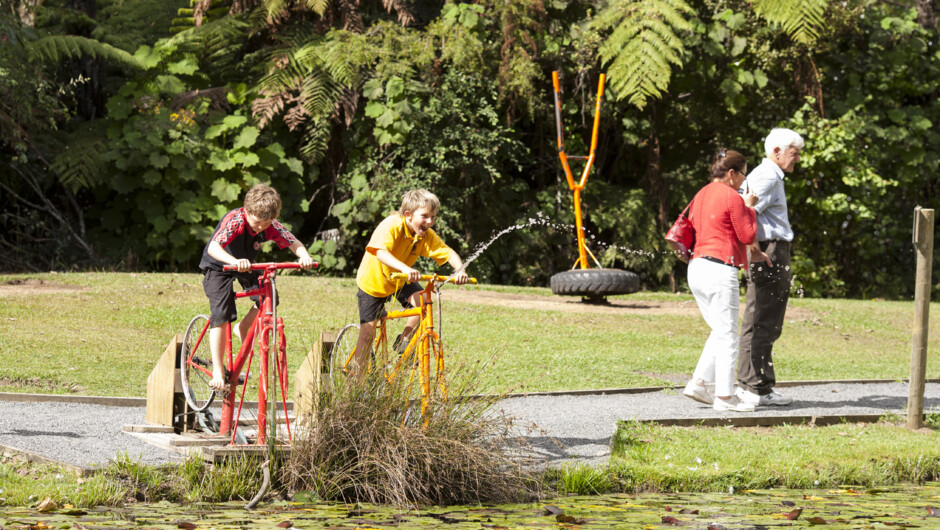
[{"xmin": 124, "ymin": 422, "xmax": 295, "ymax": 462}]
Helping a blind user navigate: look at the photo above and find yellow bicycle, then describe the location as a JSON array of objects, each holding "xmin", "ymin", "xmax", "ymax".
[{"xmin": 330, "ymin": 273, "xmax": 476, "ymax": 416}]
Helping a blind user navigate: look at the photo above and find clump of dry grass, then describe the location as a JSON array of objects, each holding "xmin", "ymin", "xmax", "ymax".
[{"xmin": 284, "ymin": 358, "xmax": 539, "ymax": 506}]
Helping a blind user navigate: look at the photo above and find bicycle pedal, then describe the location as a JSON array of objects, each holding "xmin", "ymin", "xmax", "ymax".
[{"xmin": 224, "ymin": 370, "xmax": 249, "ymax": 385}]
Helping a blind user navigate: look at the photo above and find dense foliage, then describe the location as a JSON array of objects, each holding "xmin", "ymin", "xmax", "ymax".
[{"xmin": 2, "ymin": 0, "xmax": 938, "ymax": 299}]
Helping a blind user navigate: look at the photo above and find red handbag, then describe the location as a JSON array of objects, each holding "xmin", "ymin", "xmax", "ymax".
[{"xmin": 665, "ymin": 200, "xmax": 695, "ymax": 263}]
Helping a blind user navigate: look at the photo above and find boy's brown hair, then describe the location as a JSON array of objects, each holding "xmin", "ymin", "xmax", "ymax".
[
  {"xmin": 244, "ymin": 184, "xmax": 281, "ymax": 220},
  {"xmin": 398, "ymin": 189, "xmax": 440, "ymax": 216}
]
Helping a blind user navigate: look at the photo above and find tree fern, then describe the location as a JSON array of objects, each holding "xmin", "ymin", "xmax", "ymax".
[
  {"xmin": 753, "ymin": 0, "xmax": 827, "ymax": 45},
  {"xmin": 592, "ymin": 0, "xmax": 694, "ymax": 109},
  {"xmin": 163, "ymin": 16, "xmax": 250, "ymax": 81},
  {"xmin": 26, "ymin": 35, "xmax": 143, "ymax": 70},
  {"xmin": 252, "ymin": 40, "xmax": 344, "ymax": 161},
  {"xmin": 50, "ymin": 121, "xmax": 110, "ymax": 192}
]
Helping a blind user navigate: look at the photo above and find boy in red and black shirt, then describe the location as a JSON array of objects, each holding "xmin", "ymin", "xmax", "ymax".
[{"xmin": 199, "ymin": 184, "xmax": 315, "ymax": 390}]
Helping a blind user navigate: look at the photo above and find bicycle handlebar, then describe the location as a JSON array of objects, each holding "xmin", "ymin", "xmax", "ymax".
[
  {"xmin": 222, "ymin": 261, "xmax": 319, "ymax": 272},
  {"xmin": 390, "ymin": 273, "xmax": 477, "ymax": 285}
]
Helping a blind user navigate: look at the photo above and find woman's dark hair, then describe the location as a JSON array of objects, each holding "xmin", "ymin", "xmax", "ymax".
[{"xmin": 710, "ymin": 149, "xmax": 747, "ymax": 179}]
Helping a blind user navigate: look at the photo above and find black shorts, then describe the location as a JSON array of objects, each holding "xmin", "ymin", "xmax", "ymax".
[
  {"xmin": 356, "ymin": 282, "xmax": 422, "ymax": 324},
  {"xmin": 202, "ymin": 269, "xmax": 265, "ymax": 327}
]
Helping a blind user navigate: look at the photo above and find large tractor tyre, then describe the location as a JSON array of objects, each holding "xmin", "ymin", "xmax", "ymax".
[{"xmin": 550, "ymin": 268, "xmax": 640, "ymax": 299}]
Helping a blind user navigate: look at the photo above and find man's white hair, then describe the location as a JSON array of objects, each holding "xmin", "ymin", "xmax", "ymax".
[{"xmin": 764, "ymin": 128, "xmax": 804, "ymax": 158}]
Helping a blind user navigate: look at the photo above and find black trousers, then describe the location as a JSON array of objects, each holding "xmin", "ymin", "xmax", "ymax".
[{"xmin": 737, "ymin": 240, "xmax": 791, "ymax": 395}]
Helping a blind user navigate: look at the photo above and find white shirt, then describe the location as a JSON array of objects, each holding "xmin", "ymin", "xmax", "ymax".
[{"xmin": 741, "ymin": 158, "xmax": 793, "ymax": 242}]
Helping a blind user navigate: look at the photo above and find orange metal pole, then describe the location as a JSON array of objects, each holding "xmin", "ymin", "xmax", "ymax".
[
  {"xmin": 579, "ymin": 73, "xmax": 605, "ymax": 188},
  {"xmin": 574, "ymin": 188, "xmax": 588, "ymax": 269},
  {"xmin": 552, "ymin": 71, "xmax": 577, "ymax": 190}
]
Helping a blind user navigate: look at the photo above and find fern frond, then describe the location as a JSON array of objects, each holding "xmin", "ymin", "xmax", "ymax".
[
  {"xmin": 298, "ymin": 120, "xmax": 331, "ymax": 163},
  {"xmin": 27, "ymin": 35, "xmax": 143, "ymax": 70},
  {"xmin": 380, "ymin": 0, "xmax": 414, "ymax": 26},
  {"xmin": 302, "ymin": 0, "xmax": 331, "ymax": 17},
  {"xmin": 753, "ymin": 0, "xmax": 827, "ymax": 45},
  {"xmin": 299, "ymin": 70, "xmax": 342, "ymax": 118},
  {"xmin": 262, "ymin": 0, "xmax": 290, "ymax": 23},
  {"xmin": 51, "ymin": 121, "xmax": 110, "ymax": 192},
  {"xmin": 593, "ymin": 0, "xmax": 694, "ymax": 108},
  {"xmin": 165, "ymin": 15, "xmax": 249, "ymax": 49},
  {"xmin": 252, "ymin": 91, "xmax": 290, "ymax": 128}
]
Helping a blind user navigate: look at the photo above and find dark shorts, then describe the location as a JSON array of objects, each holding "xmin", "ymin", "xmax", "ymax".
[
  {"xmin": 356, "ymin": 282, "xmax": 422, "ymax": 323},
  {"xmin": 202, "ymin": 269, "xmax": 264, "ymax": 328}
]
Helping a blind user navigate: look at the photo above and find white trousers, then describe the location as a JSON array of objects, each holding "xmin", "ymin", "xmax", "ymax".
[{"xmin": 687, "ymin": 258, "xmax": 741, "ymax": 397}]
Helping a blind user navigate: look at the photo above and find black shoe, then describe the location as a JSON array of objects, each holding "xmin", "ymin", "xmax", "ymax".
[{"xmin": 393, "ymin": 333, "xmax": 408, "ymax": 355}]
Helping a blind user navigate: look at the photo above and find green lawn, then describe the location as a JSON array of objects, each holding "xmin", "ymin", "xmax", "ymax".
[
  {"xmin": 603, "ymin": 419, "xmax": 940, "ymax": 492},
  {"xmin": 0, "ymin": 272, "xmax": 937, "ymax": 397}
]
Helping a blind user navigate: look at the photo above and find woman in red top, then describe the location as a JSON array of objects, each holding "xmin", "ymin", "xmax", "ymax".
[{"xmin": 682, "ymin": 149, "xmax": 759, "ymax": 412}]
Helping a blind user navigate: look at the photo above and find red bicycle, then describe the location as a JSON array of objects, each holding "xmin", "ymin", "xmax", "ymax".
[{"xmin": 180, "ymin": 261, "xmax": 316, "ymax": 445}]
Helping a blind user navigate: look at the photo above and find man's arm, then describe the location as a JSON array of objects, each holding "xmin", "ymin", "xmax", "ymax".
[{"xmin": 746, "ymin": 173, "xmax": 777, "ymax": 214}]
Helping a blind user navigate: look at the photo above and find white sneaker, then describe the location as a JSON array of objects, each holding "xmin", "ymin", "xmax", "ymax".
[
  {"xmin": 759, "ymin": 390, "xmax": 793, "ymax": 406},
  {"xmin": 713, "ymin": 395, "xmax": 756, "ymax": 412},
  {"xmin": 683, "ymin": 381, "xmax": 713, "ymax": 405},
  {"xmin": 735, "ymin": 387, "xmax": 761, "ymax": 405}
]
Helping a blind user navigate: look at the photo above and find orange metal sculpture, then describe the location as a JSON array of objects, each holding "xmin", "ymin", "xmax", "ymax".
[{"xmin": 552, "ymin": 70, "xmax": 606, "ymax": 270}]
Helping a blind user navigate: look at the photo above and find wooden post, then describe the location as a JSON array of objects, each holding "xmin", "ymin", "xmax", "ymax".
[
  {"xmin": 908, "ymin": 207, "xmax": 934, "ymax": 430},
  {"xmin": 293, "ymin": 330, "xmax": 335, "ymax": 424},
  {"xmin": 146, "ymin": 334, "xmax": 185, "ymax": 429}
]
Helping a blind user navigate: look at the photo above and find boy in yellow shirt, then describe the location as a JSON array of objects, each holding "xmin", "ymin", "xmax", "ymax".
[{"xmin": 351, "ymin": 189, "xmax": 469, "ymax": 377}]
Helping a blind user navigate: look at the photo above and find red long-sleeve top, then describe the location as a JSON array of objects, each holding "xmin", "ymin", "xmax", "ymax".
[{"xmin": 689, "ymin": 181, "xmax": 757, "ymax": 268}]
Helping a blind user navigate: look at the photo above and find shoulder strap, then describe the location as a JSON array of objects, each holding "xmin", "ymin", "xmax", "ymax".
[{"xmin": 681, "ymin": 197, "xmax": 694, "ymax": 219}]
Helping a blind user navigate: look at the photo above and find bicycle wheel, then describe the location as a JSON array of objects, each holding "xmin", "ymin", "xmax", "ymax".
[
  {"xmin": 180, "ymin": 314, "xmax": 216, "ymax": 412},
  {"xmin": 330, "ymin": 323, "xmax": 360, "ymax": 387}
]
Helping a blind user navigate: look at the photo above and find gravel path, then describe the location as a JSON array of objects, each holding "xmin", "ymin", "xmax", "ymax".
[
  {"xmin": 0, "ymin": 401, "xmax": 181, "ymax": 470},
  {"xmin": 0, "ymin": 382, "xmax": 937, "ymax": 470}
]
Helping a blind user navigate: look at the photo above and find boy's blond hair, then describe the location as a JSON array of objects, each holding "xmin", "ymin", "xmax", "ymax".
[
  {"xmin": 398, "ymin": 189, "xmax": 440, "ymax": 216},
  {"xmin": 244, "ymin": 184, "xmax": 281, "ymax": 220}
]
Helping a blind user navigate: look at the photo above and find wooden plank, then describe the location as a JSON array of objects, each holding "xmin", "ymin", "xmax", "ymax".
[
  {"xmin": 294, "ymin": 330, "xmax": 334, "ymax": 422},
  {"xmin": 168, "ymin": 437, "xmax": 230, "ymax": 448},
  {"xmin": 0, "ymin": 444, "xmax": 95, "ymax": 476},
  {"xmin": 146, "ymin": 334, "xmax": 183, "ymax": 427},
  {"xmin": 203, "ymin": 445, "xmax": 293, "ymax": 463},
  {"xmin": 0, "ymin": 393, "xmax": 147, "ymax": 406},
  {"xmin": 123, "ymin": 424, "xmax": 176, "ymax": 434}
]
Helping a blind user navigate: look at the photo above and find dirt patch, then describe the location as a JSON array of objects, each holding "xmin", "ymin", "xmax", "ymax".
[
  {"xmin": 0, "ymin": 278, "xmax": 84, "ymax": 296},
  {"xmin": 445, "ymin": 288, "xmax": 817, "ymax": 320},
  {"xmin": 0, "ymin": 376, "xmax": 82, "ymax": 393}
]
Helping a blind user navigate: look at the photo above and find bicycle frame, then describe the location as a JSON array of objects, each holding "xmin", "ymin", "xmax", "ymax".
[
  {"xmin": 381, "ymin": 275, "xmax": 445, "ymax": 418},
  {"xmin": 337, "ymin": 274, "xmax": 476, "ymax": 420},
  {"xmin": 185, "ymin": 262, "xmax": 304, "ymax": 445}
]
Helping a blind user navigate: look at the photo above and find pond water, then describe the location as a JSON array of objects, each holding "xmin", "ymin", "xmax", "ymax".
[{"xmin": 4, "ymin": 484, "xmax": 940, "ymax": 528}]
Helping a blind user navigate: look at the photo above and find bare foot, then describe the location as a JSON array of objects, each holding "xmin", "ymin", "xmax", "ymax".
[{"xmin": 209, "ymin": 371, "xmax": 226, "ymax": 391}]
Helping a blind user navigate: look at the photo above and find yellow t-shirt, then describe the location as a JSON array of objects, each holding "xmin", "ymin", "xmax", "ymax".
[{"xmin": 356, "ymin": 214, "xmax": 453, "ymax": 297}]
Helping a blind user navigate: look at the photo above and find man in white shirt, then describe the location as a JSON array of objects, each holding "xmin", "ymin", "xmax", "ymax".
[{"xmin": 735, "ymin": 128, "xmax": 804, "ymax": 407}]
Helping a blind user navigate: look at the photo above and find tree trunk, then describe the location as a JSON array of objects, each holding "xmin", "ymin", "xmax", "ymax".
[
  {"xmin": 643, "ymin": 102, "xmax": 677, "ymax": 291},
  {"xmin": 17, "ymin": 0, "xmax": 44, "ymax": 27},
  {"xmin": 643, "ymin": 102, "xmax": 668, "ymax": 233},
  {"xmin": 916, "ymin": 0, "xmax": 937, "ymax": 29}
]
